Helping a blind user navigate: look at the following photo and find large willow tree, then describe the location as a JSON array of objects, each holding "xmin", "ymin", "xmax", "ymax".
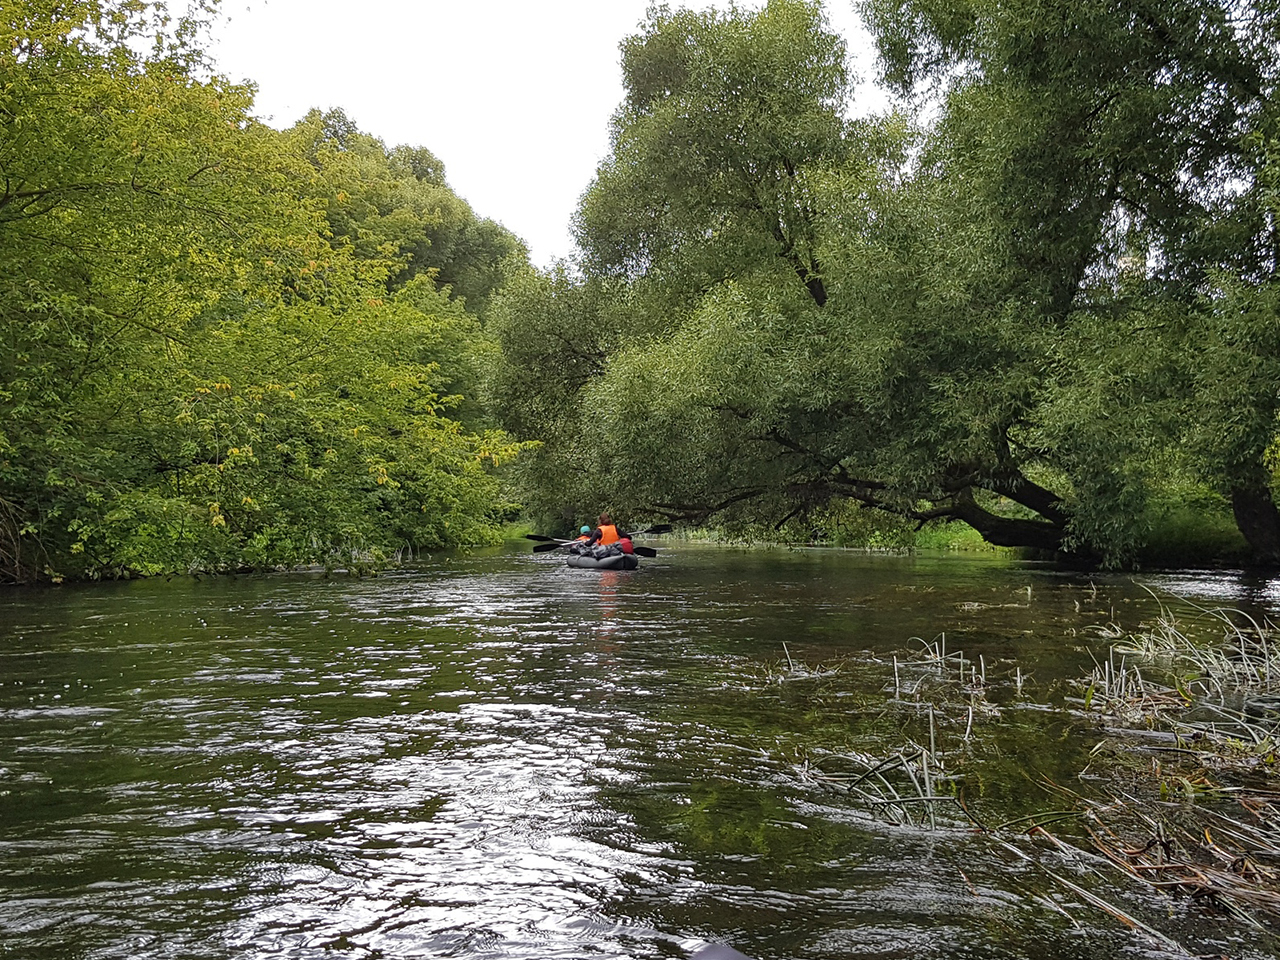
[
  {"xmin": 490, "ymin": 0, "xmax": 879, "ymax": 535},
  {"xmin": 858, "ymin": 0, "xmax": 1280, "ymax": 563},
  {"xmin": 490, "ymin": 0, "xmax": 1280, "ymax": 566}
]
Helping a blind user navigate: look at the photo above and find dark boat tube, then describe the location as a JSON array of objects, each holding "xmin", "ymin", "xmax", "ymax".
[{"xmin": 565, "ymin": 552, "xmax": 639, "ymax": 570}]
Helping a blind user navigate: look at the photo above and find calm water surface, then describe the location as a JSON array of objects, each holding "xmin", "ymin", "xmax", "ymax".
[{"xmin": 1, "ymin": 543, "xmax": 1277, "ymax": 960}]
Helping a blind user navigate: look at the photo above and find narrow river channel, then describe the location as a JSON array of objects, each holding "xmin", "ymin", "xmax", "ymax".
[{"xmin": 2, "ymin": 543, "xmax": 1277, "ymax": 959}]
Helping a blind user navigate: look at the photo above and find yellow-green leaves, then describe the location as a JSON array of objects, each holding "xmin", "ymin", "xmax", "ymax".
[{"xmin": 0, "ymin": 2, "xmax": 526, "ymax": 581}]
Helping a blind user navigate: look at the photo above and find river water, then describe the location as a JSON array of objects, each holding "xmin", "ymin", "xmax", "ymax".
[{"xmin": 2, "ymin": 543, "xmax": 1277, "ymax": 960}]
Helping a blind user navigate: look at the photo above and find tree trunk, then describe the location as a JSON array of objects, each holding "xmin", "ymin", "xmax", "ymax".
[
  {"xmin": 949, "ymin": 489, "xmax": 1066, "ymax": 553},
  {"xmin": 1230, "ymin": 481, "xmax": 1280, "ymax": 567}
]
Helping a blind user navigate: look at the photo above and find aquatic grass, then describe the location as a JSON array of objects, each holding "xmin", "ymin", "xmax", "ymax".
[
  {"xmin": 904, "ymin": 639, "xmax": 1011, "ymax": 748},
  {"xmin": 1073, "ymin": 792, "xmax": 1280, "ymax": 926},
  {"xmin": 799, "ymin": 743, "xmax": 972, "ymax": 831},
  {"xmin": 996, "ymin": 697, "xmax": 1280, "ymax": 927},
  {"xmin": 783, "ymin": 602, "xmax": 1280, "ymax": 947},
  {"xmin": 1077, "ymin": 594, "xmax": 1280, "ymax": 764},
  {"xmin": 762, "ymin": 642, "xmax": 843, "ymax": 683},
  {"xmin": 1072, "ymin": 667, "xmax": 1279, "ymax": 766},
  {"xmin": 1115, "ymin": 589, "xmax": 1280, "ymax": 695},
  {"xmin": 994, "ymin": 781, "xmax": 1280, "ymax": 933},
  {"xmin": 799, "ymin": 673, "xmax": 1017, "ymax": 835},
  {"xmin": 899, "ymin": 633, "xmax": 994, "ymax": 699},
  {"xmin": 1067, "ymin": 646, "xmax": 1189, "ymax": 730},
  {"xmin": 1040, "ymin": 865, "xmax": 1194, "ymax": 955},
  {"xmin": 991, "ymin": 813, "xmax": 1189, "ymax": 951},
  {"xmin": 809, "ymin": 750, "xmax": 1277, "ymax": 941},
  {"xmin": 784, "ymin": 634, "xmax": 1280, "ymax": 944}
]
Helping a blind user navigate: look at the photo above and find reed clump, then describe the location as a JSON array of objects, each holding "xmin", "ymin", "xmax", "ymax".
[
  {"xmin": 1030, "ymin": 781, "xmax": 1280, "ymax": 928},
  {"xmin": 799, "ymin": 632, "xmax": 1006, "ymax": 833},
  {"xmin": 788, "ymin": 599, "xmax": 1280, "ymax": 939},
  {"xmin": 1076, "ymin": 595, "xmax": 1280, "ymax": 767}
]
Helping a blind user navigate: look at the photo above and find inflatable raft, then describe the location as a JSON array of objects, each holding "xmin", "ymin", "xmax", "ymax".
[{"xmin": 566, "ymin": 552, "xmax": 639, "ymax": 570}]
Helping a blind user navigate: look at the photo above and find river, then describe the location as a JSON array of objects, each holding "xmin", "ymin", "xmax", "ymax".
[{"xmin": 1, "ymin": 543, "xmax": 1277, "ymax": 959}]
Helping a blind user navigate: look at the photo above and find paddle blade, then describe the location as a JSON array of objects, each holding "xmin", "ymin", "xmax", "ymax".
[
  {"xmin": 637, "ymin": 524, "xmax": 672, "ymax": 536},
  {"xmin": 631, "ymin": 546, "xmax": 658, "ymax": 558},
  {"xmin": 532, "ymin": 541, "xmax": 566, "ymax": 553}
]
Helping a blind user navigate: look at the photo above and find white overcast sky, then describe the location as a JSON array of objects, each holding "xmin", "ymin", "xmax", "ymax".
[{"xmin": 207, "ymin": 1, "xmax": 888, "ymax": 268}]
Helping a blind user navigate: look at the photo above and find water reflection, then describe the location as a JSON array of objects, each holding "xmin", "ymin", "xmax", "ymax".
[
  {"xmin": 595, "ymin": 569, "xmax": 623, "ymax": 644},
  {"xmin": 0, "ymin": 545, "xmax": 1275, "ymax": 959}
]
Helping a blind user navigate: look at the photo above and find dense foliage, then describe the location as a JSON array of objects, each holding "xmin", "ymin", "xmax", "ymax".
[
  {"xmin": 0, "ymin": 0, "xmax": 525, "ymax": 582},
  {"xmin": 489, "ymin": 0, "xmax": 1280, "ymax": 567},
  {"xmin": 7, "ymin": 0, "xmax": 1277, "ymax": 577}
]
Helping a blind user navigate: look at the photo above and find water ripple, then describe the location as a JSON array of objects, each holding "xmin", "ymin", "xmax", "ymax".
[{"xmin": 2, "ymin": 547, "xmax": 1278, "ymax": 958}]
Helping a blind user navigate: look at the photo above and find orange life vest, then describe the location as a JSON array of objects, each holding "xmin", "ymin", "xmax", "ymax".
[{"xmin": 598, "ymin": 524, "xmax": 619, "ymax": 545}]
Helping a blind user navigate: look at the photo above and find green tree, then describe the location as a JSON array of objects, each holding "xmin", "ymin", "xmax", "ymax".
[
  {"xmin": 484, "ymin": 266, "xmax": 619, "ymax": 530},
  {"xmin": 493, "ymin": 0, "xmax": 1280, "ymax": 566},
  {"xmin": 288, "ymin": 108, "xmax": 527, "ymax": 317},
  {"xmin": 78, "ymin": 285, "xmax": 524, "ymax": 577},
  {"xmin": 575, "ymin": 0, "xmax": 852, "ymax": 310},
  {"xmin": 500, "ymin": 0, "xmax": 1086, "ymax": 552},
  {"xmin": 0, "ymin": 1, "xmax": 526, "ymax": 581},
  {"xmin": 0, "ymin": 0, "xmax": 305, "ymax": 578},
  {"xmin": 859, "ymin": 0, "xmax": 1280, "ymax": 563}
]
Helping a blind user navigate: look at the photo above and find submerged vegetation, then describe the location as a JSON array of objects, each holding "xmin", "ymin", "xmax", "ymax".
[{"xmin": 772, "ymin": 595, "xmax": 1280, "ymax": 944}]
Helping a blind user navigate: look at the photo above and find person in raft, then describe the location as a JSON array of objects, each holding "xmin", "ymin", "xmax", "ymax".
[
  {"xmin": 567, "ymin": 523, "xmax": 596, "ymax": 556},
  {"xmin": 583, "ymin": 514, "xmax": 634, "ymax": 557}
]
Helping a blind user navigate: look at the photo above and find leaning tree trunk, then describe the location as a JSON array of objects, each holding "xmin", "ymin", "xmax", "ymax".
[
  {"xmin": 949, "ymin": 488, "xmax": 1067, "ymax": 553},
  {"xmin": 1230, "ymin": 480, "xmax": 1280, "ymax": 567}
]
